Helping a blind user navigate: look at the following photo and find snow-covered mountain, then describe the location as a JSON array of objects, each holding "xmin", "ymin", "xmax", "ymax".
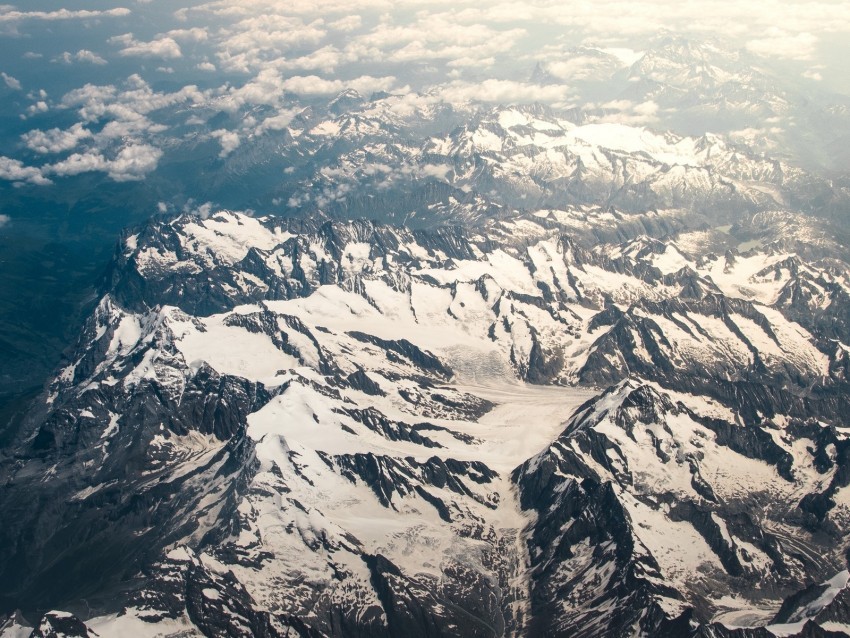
[
  {"xmin": 3, "ymin": 206, "xmax": 850, "ymax": 637},
  {"xmin": 534, "ymin": 36, "xmax": 850, "ymax": 173},
  {"xmin": 136, "ymin": 80, "xmax": 848, "ymax": 237},
  {"xmin": 233, "ymin": 98, "xmax": 849, "ymax": 229}
]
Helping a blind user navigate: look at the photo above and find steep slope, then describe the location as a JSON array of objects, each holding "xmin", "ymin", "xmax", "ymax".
[{"xmin": 2, "ymin": 211, "xmax": 850, "ymax": 637}]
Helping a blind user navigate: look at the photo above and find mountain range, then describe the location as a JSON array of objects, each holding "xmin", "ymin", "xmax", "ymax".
[{"xmin": 2, "ymin": 36, "xmax": 850, "ymax": 638}]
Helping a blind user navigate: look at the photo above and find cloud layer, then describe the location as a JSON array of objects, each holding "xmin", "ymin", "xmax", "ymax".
[{"xmin": 0, "ymin": 0, "xmax": 849, "ymax": 187}]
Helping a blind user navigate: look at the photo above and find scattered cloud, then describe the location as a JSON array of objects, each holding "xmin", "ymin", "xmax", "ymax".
[
  {"xmin": 2, "ymin": 71, "xmax": 21, "ymax": 90},
  {"xmin": 280, "ymin": 74, "xmax": 398, "ymax": 96},
  {"xmin": 110, "ymin": 33, "xmax": 183, "ymax": 59},
  {"xmin": 55, "ymin": 50, "xmax": 108, "ymax": 65},
  {"xmin": 0, "ymin": 214, "xmax": 9, "ymax": 228},
  {"xmin": 0, "ymin": 156, "xmax": 51, "ymax": 185},
  {"xmin": 446, "ymin": 56, "xmax": 495, "ymax": 68},
  {"xmin": 186, "ymin": 201, "xmax": 215, "ymax": 219},
  {"xmin": 255, "ymin": 108, "xmax": 301, "ymax": 134},
  {"xmin": 276, "ymin": 46, "xmax": 348, "ymax": 74},
  {"xmin": 0, "ymin": 7, "xmax": 131, "ymax": 23},
  {"xmin": 328, "ymin": 15, "xmax": 362, "ymax": 32},
  {"xmin": 61, "ymin": 75, "xmax": 207, "ymax": 122},
  {"xmin": 25, "ymin": 101, "xmax": 48, "ymax": 117},
  {"xmin": 4, "ymin": 0, "xmax": 850, "ymax": 193},
  {"xmin": 746, "ymin": 29, "xmax": 818, "ymax": 60},
  {"xmin": 536, "ymin": 53, "xmax": 627, "ymax": 82},
  {"xmin": 215, "ymin": 68, "xmax": 290, "ymax": 110},
  {"xmin": 48, "ymin": 144, "xmax": 163, "ymax": 181},
  {"xmin": 215, "ymin": 15, "xmax": 327, "ymax": 73},
  {"xmin": 211, "ymin": 129, "xmax": 240, "ymax": 157},
  {"xmin": 165, "ymin": 27, "xmax": 208, "ymax": 42},
  {"xmin": 591, "ymin": 99, "xmax": 660, "ymax": 125},
  {"xmin": 22, "ymin": 123, "xmax": 93, "ymax": 154},
  {"xmin": 437, "ymin": 79, "xmax": 573, "ymax": 105}
]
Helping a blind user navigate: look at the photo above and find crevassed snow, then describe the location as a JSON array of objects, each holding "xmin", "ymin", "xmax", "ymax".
[{"xmin": 87, "ymin": 608, "xmax": 202, "ymax": 637}]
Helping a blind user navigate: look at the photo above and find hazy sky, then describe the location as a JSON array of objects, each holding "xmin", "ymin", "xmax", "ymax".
[{"xmin": 1, "ymin": 0, "xmax": 849, "ymax": 189}]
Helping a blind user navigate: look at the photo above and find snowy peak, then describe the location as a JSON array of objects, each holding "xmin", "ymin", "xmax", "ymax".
[
  {"xmin": 516, "ymin": 376, "xmax": 850, "ymax": 634},
  {"xmin": 255, "ymin": 93, "xmax": 850, "ymax": 227}
]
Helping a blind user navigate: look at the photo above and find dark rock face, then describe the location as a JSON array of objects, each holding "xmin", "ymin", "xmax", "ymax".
[
  {"xmin": 346, "ymin": 332, "xmax": 452, "ymax": 379},
  {"xmin": 0, "ymin": 318, "xmax": 269, "ymax": 612},
  {"xmin": 28, "ymin": 612, "xmax": 95, "ymax": 638},
  {"xmin": 0, "ymin": 433, "xmax": 260, "ymax": 617},
  {"xmin": 362, "ymin": 553, "xmax": 502, "ymax": 638}
]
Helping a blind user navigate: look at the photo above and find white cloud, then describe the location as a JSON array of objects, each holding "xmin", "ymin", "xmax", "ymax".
[
  {"xmin": 349, "ymin": 13, "xmax": 526, "ymax": 66},
  {"xmin": 166, "ymin": 27, "xmax": 208, "ymax": 42},
  {"xmin": 598, "ymin": 99, "xmax": 635, "ymax": 110},
  {"xmin": 25, "ymin": 101, "xmax": 48, "ymax": 117},
  {"xmin": 633, "ymin": 100, "xmax": 658, "ymax": 116},
  {"xmin": 0, "ymin": 7, "xmax": 131, "ymax": 23},
  {"xmin": 5, "ymin": 0, "xmax": 850, "ymax": 183},
  {"xmin": 215, "ymin": 15, "xmax": 327, "ymax": 72},
  {"xmin": 110, "ymin": 33, "xmax": 183, "ymax": 59},
  {"xmin": 48, "ymin": 144, "xmax": 163, "ymax": 181},
  {"xmin": 255, "ymin": 108, "xmax": 301, "ymax": 134},
  {"xmin": 537, "ymin": 53, "xmax": 627, "ymax": 82},
  {"xmin": 211, "ymin": 129, "xmax": 241, "ymax": 157},
  {"xmin": 106, "ymin": 145, "xmax": 163, "ymax": 180},
  {"xmin": 280, "ymin": 74, "xmax": 398, "ymax": 96},
  {"xmin": 22, "ymin": 123, "xmax": 93, "ymax": 154},
  {"xmin": 277, "ymin": 46, "xmax": 347, "ymax": 73},
  {"xmin": 0, "ymin": 157, "xmax": 50, "ymax": 185},
  {"xmin": 0, "ymin": 214, "xmax": 9, "ymax": 228},
  {"xmin": 418, "ymin": 163, "xmax": 452, "ymax": 180},
  {"xmin": 75, "ymin": 49, "xmax": 108, "ymax": 65},
  {"xmin": 437, "ymin": 79, "xmax": 573, "ymax": 105},
  {"xmin": 590, "ymin": 99, "xmax": 660, "ymax": 125},
  {"xmin": 447, "ymin": 56, "xmax": 495, "ymax": 68},
  {"xmin": 214, "ymin": 68, "xmax": 396, "ymax": 110},
  {"xmin": 47, "ymin": 152, "xmax": 106, "ymax": 177},
  {"xmin": 746, "ymin": 29, "xmax": 818, "ymax": 60},
  {"xmin": 435, "ymin": 1, "xmax": 850, "ymax": 43},
  {"xmin": 328, "ymin": 15, "xmax": 362, "ymax": 32},
  {"xmin": 61, "ymin": 83, "xmax": 119, "ymax": 119},
  {"xmin": 2, "ymin": 72, "xmax": 21, "ymax": 90},
  {"xmin": 98, "ymin": 117, "xmax": 167, "ymax": 140},
  {"xmin": 61, "ymin": 76, "xmax": 206, "ymax": 122},
  {"xmin": 216, "ymin": 68, "xmax": 288, "ymax": 110},
  {"xmin": 55, "ymin": 50, "xmax": 108, "ymax": 65},
  {"xmin": 156, "ymin": 0, "xmax": 850, "ymax": 78},
  {"xmin": 190, "ymin": 202, "xmax": 215, "ymax": 219}
]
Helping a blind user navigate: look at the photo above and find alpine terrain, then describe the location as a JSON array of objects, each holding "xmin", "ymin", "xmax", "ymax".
[{"xmin": 3, "ymin": 36, "xmax": 850, "ymax": 638}]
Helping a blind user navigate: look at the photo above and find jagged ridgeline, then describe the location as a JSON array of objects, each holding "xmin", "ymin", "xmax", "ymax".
[{"xmin": 2, "ymin": 206, "xmax": 850, "ymax": 637}]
